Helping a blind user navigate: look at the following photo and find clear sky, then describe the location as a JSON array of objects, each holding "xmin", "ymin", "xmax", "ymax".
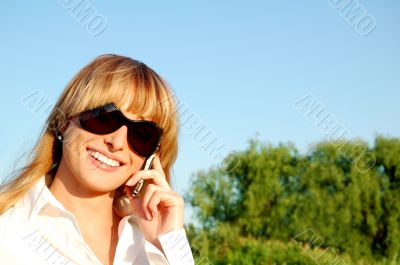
[{"xmin": 0, "ymin": 1, "xmax": 399, "ymax": 221}]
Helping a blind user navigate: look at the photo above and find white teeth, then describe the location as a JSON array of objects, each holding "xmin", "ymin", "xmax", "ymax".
[{"xmin": 88, "ymin": 149, "xmax": 121, "ymax": 167}]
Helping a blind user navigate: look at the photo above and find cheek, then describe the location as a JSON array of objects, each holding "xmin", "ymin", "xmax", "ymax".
[
  {"xmin": 61, "ymin": 128, "xmax": 96, "ymax": 180},
  {"xmin": 130, "ymin": 153, "xmax": 145, "ymax": 172},
  {"xmin": 126, "ymin": 145, "xmax": 147, "ymax": 172},
  {"xmin": 61, "ymin": 127, "xmax": 145, "ymax": 191},
  {"xmin": 62, "ymin": 128, "xmax": 90, "ymax": 168}
]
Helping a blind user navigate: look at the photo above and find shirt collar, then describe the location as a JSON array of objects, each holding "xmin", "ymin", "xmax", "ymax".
[
  {"xmin": 22, "ymin": 176, "xmax": 67, "ymax": 220},
  {"xmin": 23, "ymin": 175, "xmax": 138, "ymax": 232}
]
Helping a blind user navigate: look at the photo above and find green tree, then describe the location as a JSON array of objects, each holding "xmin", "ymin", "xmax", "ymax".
[{"xmin": 186, "ymin": 136, "xmax": 400, "ymax": 264}]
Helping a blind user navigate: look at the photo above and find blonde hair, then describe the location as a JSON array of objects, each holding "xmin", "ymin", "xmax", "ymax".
[{"xmin": 0, "ymin": 54, "xmax": 179, "ymax": 214}]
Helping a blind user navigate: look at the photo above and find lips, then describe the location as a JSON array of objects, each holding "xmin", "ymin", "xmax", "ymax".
[{"xmin": 86, "ymin": 147, "xmax": 126, "ymax": 169}]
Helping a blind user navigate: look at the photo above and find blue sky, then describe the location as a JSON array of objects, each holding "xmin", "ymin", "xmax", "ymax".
[{"xmin": 1, "ymin": 1, "xmax": 399, "ymax": 221}]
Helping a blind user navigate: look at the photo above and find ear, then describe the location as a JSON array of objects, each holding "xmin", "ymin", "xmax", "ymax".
[
  {"xmin": 55, "ymin": 120, "xmax": 71, "ymax": 141},
  {"xmin": 55, "ymin": 129, "xmax": 64, "ymax": 142}
]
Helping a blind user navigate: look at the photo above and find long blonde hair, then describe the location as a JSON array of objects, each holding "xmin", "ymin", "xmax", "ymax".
[{"xmin": 0, "ymin": 54, "xmax": 179, "ymax": 214}]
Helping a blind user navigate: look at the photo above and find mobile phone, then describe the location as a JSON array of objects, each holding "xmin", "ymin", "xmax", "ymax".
[{"xmin": 131, "ymin": 153, "xmax": 156, "ymax": 197}]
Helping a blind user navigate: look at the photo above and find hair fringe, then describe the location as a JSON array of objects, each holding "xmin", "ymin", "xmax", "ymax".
[{"xmin": 0, "ymin": 54, "xmax": 179, "ymax": 215}]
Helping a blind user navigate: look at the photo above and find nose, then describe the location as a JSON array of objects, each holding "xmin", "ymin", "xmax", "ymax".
[{"xmin": 104, "ymin": 125, "xmax": 129, "ymax": 152}]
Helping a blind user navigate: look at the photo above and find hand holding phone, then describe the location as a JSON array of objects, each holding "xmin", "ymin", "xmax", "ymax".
[{"xmin": 113, "ymin": 153, "xmax": 157, "ymax": 217}]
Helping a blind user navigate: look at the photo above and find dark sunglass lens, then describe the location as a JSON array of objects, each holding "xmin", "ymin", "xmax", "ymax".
[
  {"xmin": 79, "ymin": 106, "xmax": 121, "ymax": 134},
  {"xmin": 128, "ymin": 123, "xmax": 161, "ymax": 157}
]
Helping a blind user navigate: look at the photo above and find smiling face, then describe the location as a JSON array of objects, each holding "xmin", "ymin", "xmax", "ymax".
[
  {"xmin": 46, "ymin": 55, "xmax": 179, "ymax": 194},
  {"xmin": 57, "ymin": 100, "xmax": 147, "ymax": 196}
]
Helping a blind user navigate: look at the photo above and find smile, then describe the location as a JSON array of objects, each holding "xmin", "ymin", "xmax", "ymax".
[{"xmin": 87, "ymin": 148, "xmax": 122, "ymax": 168}]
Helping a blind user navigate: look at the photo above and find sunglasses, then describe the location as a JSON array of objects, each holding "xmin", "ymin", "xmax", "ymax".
[{"xmin": 78, "ymin": 103, "xmax": 163, "ymax": 157}]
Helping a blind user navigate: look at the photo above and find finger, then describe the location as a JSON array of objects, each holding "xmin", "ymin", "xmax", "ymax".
[
  {"xmin": 139, "ymin": 183, "xmax": 163, "ymax": 220},
  {"xmin": 151, "ymin": 155, "xmax": 164, "ymax": 175},
  {"xmin": 124, "ymin": 186, "xmax": 148, "ymax": 220},
  {"xmin": 146, "ymin": 190, "xmax": 184, "ymax": 226},
  {"xmin": 141, "ymin": 184, "xmax": 184, "ymax": 217},
  {"xmin": 125, "ymin": 183, "xmax": 168, "ymax": 221},
  {"xmin": 140, "ymin": 184, "xmax": 183, "ymax": 221},
  {"xmin": 126, "ymin": 169, "xmax": 171, "ymax": 191}
]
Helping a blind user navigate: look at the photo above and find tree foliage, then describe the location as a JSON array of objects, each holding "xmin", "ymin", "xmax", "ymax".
[{"xmin": 186, "ymin": 136, "xmax": 400, "ymax": 264}]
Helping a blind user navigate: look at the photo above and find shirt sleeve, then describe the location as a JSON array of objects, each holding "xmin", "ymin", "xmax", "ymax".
[
  {"xmin": 157, "ymin": 228, "xmax": 195, "ymax": 265},
  {"xmin": 143, "ymin": 240, "xmax": 170, "ymax": 265}
]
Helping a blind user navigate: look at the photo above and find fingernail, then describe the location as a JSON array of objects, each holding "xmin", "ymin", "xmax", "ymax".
[{"xmin": 126, "ymin": 178, "xmax": 134, "ymax": 186}]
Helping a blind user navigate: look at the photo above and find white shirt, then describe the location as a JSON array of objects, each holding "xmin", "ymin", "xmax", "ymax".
[{"xmin": 0, "ymin": 176, "xmax": 194, "ymax": 265}]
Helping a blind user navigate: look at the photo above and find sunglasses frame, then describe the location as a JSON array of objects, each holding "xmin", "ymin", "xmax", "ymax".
[{"xmin": 77, "ymin": 102, "xmax": 163, "ymax": 157}]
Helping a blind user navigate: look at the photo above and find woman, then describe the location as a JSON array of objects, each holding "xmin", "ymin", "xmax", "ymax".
[{"xmin": 0, "ymin": 55, "xmax": 194, "ymax": 265}]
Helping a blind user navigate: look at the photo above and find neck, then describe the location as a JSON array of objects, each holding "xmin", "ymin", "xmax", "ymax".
[
  {"xmin": 49, "ymin": 161, "xmax": 120, "ymax": 264},
  {"xmin": 49, "ymin": 161, "xmax": 119, "ymax": 234}
]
